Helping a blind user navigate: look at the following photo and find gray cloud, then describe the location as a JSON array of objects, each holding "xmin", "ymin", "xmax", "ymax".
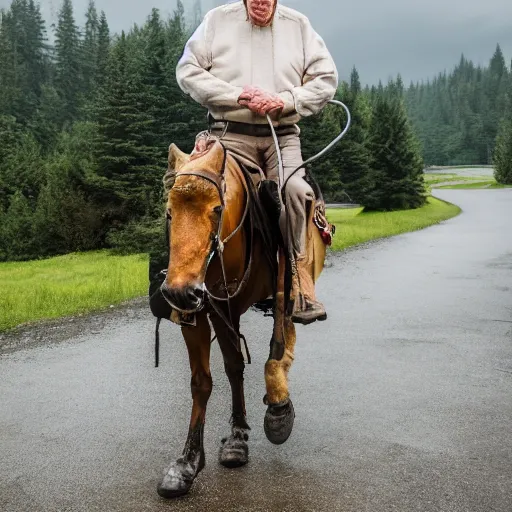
[{"xmin": 4, "ymin": 0, "xmax": 511, "ymax": 84}]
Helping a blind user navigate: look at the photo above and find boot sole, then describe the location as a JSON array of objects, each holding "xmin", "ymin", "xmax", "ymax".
[{"xmin": 291, "ymin": 313, "xmax": 327, "ymax": 325}]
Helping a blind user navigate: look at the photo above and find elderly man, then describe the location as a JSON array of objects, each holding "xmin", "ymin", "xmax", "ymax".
[{"xmin": 175, "ymin": 0, "xmax": 338, "ymax": 324}]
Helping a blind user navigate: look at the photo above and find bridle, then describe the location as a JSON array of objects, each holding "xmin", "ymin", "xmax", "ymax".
[{"xmin": 165, "ymin": 145, "xmax": 253, "ymax": 361}]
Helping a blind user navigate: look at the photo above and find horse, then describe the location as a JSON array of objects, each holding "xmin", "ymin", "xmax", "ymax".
[{"xmin": 156, "ymin": 138, "xmax": 328, "ymax": 498}]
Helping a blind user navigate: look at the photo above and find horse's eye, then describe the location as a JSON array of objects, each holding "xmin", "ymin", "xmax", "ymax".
[{"xmin": 213, "ymin": 205, "xmax": 222, "ymax": 216}]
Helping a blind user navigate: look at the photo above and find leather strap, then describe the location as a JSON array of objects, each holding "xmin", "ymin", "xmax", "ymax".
[{"xmin": 176, "ymin": 169, "xmax": 225, "ymax": 205}]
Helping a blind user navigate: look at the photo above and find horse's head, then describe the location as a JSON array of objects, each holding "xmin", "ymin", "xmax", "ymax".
[{"xmin": 161, "ymin": 141, "xmax": 226, "ymax": 313}]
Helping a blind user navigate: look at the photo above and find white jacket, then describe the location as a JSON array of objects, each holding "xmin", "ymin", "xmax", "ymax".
[{"xmin": 176, "ymin": 1, "xmax": 338, "ymax": 126}]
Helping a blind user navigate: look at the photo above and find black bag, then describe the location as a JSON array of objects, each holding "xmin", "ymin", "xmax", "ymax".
[
  {"xmin": 148, "ymin": 243, "xmax": 171, "ymax": 368},
  {"xmin": 148, "ymin": 216, "xmax": 172, "ymax": 321}
]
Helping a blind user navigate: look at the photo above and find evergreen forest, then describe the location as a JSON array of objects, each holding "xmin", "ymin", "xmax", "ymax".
[{"xmin": 0, "ymin": 0, "xmax": 511, "ymax": 262}]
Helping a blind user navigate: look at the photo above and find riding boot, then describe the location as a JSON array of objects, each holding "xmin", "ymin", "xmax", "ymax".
[{"xmin": 290, "ymin": 255, "xmax": 327, "ymax": 325}]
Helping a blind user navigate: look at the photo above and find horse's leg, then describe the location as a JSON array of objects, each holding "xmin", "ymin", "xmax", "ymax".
[
  {"xmin": 157, "ymin": 313, "xmax": 212, "ymax": 499},
  {"xmin": 264, "ymin": 247, "xmax": 297, "ymax": 445},
  {"xmin": 210, "ymin": 312, "xmax": 250, "ymax": 468}
]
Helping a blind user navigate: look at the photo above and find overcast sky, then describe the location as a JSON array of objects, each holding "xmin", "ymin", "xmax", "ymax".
[{"xmin": 4, "ymin": 0, "xmax": 512, "ymax": 84}]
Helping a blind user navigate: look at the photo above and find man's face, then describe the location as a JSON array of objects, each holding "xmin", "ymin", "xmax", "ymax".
[{"xmin": 246, "ymin": 0, "xmax": 277, "ymax": 27}]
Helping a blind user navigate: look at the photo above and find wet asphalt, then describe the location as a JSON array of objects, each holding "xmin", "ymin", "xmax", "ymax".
[{"xmin": 1, "ymin": 189, "xmax": 512, "ymax": 512}]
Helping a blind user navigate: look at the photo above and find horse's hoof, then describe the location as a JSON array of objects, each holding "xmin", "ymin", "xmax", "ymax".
[
  {"xmin": 219, "ymin": 429, "xmax": 249, "ymax": 468},
  {"xmin": 264, "ymin": 397, "xmax": 295, "ymax": 445},
  {"xmin": 157, "ymin": 456, "xmax": 203, "ymax": 499}
]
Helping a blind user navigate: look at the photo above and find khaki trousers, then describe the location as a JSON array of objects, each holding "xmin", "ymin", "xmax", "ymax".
[{"xmin": 213, "ymin": 129, "xmax": 315, "ymax": 259}]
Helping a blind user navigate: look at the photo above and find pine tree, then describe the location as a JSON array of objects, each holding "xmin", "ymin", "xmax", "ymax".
[
  {"xmin": 82, "ymin": 1, "xmax": 99, "ymax": 98},
  {"xmin": 350, "ymin": 66, "xmax": 361, "ymax": 95},
  {"xmin": 300, "ymin": 106, "xmax": 342, "ymax": 200},
  {"xmin": 366, "ymin": 92, "xmax": 426, "ymax": 211},
  {"xmin": 193, "ymin": 0, "xmax": 203, "ymax": 28},
  {"xmin": 34, "ymin": 122, "xmax": 103, "ymax": 255},
  {"xmin": 0, "ymin": 10, "xmax": 17, "ymax": 117},
  {"xmin": 331, "ymin": 81, "xmax": 372, "ymax": 205},
  {"xmin": 143, "ymin": 8, "xmax": 170, "ymax": 149},
  {"xmin": 493, "ymin": 78, "xmax": 512, "ymax": 184},
  {"xmin": 29, "ymin": 85, "xmax": 62, "ymax": 149},
  {"xmin": 96, "ymin": 31, "xmax": 152, "ymax": 220},
  {"xmin": 489, "ymin": 44, "xmax": 506, "ymax": 78},
  {"xmin": 95, "ymin": 11, "xmax": 110, "ymax": 89},
  {"xmin": 34, "ymin": 172, "xmax": 68, "ymax": 255},
  {"xmin": 405, "ymin": 47, "xmax": 512, "ymax": 165},
  {"xmin": 2, "ymin": 190, "xmax": 35, "ymax": 260},
  {"xmin": 172, "ymin": 0, "xmax": 185, "ymax": 34},
  {"xmin": 0, "ymin": 131, "xmax": 44, "ymax": 203},
  {"xmin": 0, "ymin": 115, "xmax": 26, "ymax": 209},
  {"xmin": 165, "ymin": 1, "xmax": 207, "ymax": 152},
  {"xmin": 126, "ymin": 9, "xmax": 170, "ymax": 211},
  {"xmin": 25, "ymin": 0, "xmax": 49, "ymax": 99},
  {"xmin": 0, "ymin": 1, "xmax": 49, "ymax": 124},
  {"xmin": 54, "ymin": 0, "xmax": 81, "ymax": 124},
  {"xmin": 493, "ymin": 119, "xmax": 512, "ymax": 184}
]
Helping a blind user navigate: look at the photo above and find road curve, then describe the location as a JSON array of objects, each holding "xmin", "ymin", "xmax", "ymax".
[{"xmin": 1, "ymin": 189, "xmax": 512, "ymax": 512}]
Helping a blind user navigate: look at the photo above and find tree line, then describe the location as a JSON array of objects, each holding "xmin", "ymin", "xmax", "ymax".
[
  {"xmin": 0, "ymin": 0, "xmax": 509, "ymax": 263},
  {"xmin": 404, "ymin": 45, "xmax": 512, "ymax": 168}
]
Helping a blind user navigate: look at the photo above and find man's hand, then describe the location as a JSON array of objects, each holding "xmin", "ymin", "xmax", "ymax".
[{"xmin": 238, "ymin": 86, "xmax": 284, "ymax": 119}]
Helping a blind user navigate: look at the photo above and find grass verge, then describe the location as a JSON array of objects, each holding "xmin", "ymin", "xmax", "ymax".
[
  {"xmin": 424, "ymin": 173, "xmax": 494, "ymax": 187},
  {"xmin": 426, "ymin": 165, "xmax": 493, "ymax": 170},
  {"xmin": 0, "ymin": 251, "xmax": 148, "ymax": 332},
  {"xmin": 327, "ymin": 197, "xmax": 460, "ymax": 252},
  {"xmin": 437, "ymin": 181, "xmax": 512, "ymax": 189},
  {"xmin": 1, "ymin": 197, "xmax": 460, "ymax": 332},
  {"xmin": 423, "ymin": 173, "xmax": 512, "ymax": 189}
]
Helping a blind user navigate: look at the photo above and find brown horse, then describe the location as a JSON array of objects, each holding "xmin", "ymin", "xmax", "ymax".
[{"xmin": 156, "ymin": 139, "xmax": 326, "ymax": 499}]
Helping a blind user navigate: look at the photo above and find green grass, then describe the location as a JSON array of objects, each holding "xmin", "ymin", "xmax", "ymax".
[
  {"xmin": 423, "ymin": 173, "xmax": 460, "ymax": 185},
  {"xmin": 327, "ymin": 197, "xmax": 460, "ymax": 252},
  {"xmin": 423, "ymin": 173, "xmax": 509, "ymax": 189},
  {"xmin": 426, "ymin": 165, "xmax": 493, "ymax": 170},
  {"xmin": 0, "ymin": 251, "xmax": 148, "ymax": 332},
  {"xmin": 424, "ymin": 173, "xmax": 494, "ymax": 186},
  {"xmin": 437, "ymin": 181, "xmax": 512, "ymax": 189}
]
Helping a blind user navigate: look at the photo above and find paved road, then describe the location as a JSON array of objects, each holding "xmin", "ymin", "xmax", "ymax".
[{"xmin": 1, "ymin": 190, "xmax": 512, "ymax": 512}]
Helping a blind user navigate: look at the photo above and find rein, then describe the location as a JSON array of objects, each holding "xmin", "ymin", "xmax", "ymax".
[
  {"xmin": 267, "ymin": 99, "xmax": 352, "ymax": 202},
  {"xmin": 170, "ymin": 146, "xmax": 252, "ymax": 363}
]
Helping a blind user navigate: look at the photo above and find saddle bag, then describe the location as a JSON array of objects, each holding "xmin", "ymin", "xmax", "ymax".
[
  {"xmin": 303, "ymin": 170, "xmax": 336, "ymax": 246},
  {"xmin": 148, "ymin": 218, "xmax": 172, "ymax": 321}
]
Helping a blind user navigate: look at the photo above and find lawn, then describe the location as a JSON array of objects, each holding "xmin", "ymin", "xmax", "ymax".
[
  {"xmin": 436, "ymin": 181, "xmax": 512, "ymax": 189},
  {"xmin": 0, "ymin": 251, "xmax": 148, "ymax": 332},
  {"xmin": 1, "ymin": 197, "xmax": 460, "ymax": 332},
  {"xmin": 423, "ymin": 173, "xmax": 461, "ymax": 185},
  {"xmin": 327, "ymin": 197, "xmax": 460, "ymax": 251},
  {"xmin": 423, "ymin": 172, "xmax": 512, "ymax": 189}
]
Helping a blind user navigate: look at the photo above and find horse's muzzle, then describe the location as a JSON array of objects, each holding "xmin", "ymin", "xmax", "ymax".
[{"xmin": 160, "ymin": 282, "xmax": 205, "ymax": 314}]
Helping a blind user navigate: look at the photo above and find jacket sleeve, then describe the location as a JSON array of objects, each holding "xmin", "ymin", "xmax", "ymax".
[
  {"xmin": 282, "ymin": 17, "xmax": 338, "ymax": 117},
  {"xmin": 176, "ymin": 12, "xmax": 244, "ymax": 110}
]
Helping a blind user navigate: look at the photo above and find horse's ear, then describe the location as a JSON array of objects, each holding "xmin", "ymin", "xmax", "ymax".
[
  {"xmin": 199, "ymin": 140, "xmax": 226, "ymax": 175},
  {"xmin": 168, "ymin": 143, "xmax": 190, "ymax": 172}
]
